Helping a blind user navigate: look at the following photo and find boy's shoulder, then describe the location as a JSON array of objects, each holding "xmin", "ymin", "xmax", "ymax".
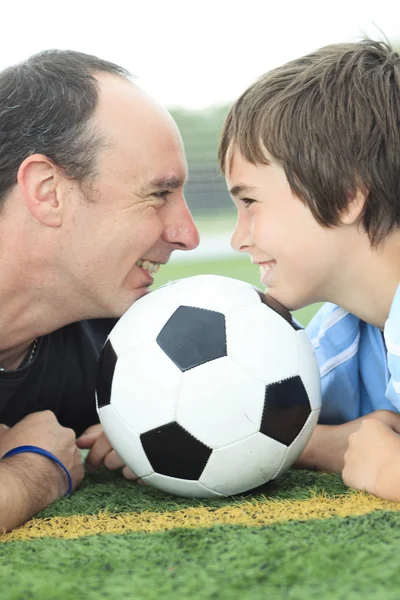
[{"xmin": 306, "ymin": 303, "xmax": 361, "ymax": 351}]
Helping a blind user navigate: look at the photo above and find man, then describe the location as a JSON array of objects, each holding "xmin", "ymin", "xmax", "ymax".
[{"xmin": 0, "ymin": 50, "xmax": 199, "ymax": 531}]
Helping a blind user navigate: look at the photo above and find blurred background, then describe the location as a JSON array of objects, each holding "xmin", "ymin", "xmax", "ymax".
[{"xmin": 1, "ymin": 0, "xmax": 399, "ymax": 324}]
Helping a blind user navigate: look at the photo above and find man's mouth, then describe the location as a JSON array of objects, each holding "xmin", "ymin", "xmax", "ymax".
[{"xmin": 136, "ymin": 258, "xmax": 161, "ymax": 274}]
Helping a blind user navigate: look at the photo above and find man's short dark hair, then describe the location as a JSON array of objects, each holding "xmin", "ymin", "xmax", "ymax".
[
  {"xmin": 219, "ymin": 40, "xmax": 400, "ymax": 246},
  {"xmin": 0, "ymin": 49, "xmax": 130, "ymax": 206}
]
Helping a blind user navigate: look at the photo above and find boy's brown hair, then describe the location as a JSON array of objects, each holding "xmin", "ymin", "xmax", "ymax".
[{"xmin": 219, "ymin": 40, "xmax": 400, "ymax": 246}]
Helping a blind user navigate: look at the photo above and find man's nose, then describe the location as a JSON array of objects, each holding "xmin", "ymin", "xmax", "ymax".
[{"xmin": 163, "ymin": 200, "xmax": 200, "ymax": 251}]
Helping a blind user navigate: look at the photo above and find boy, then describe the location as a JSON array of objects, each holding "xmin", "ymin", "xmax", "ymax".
[{"xmin": 218, "ymin": 40, "xmax": 400, "ymax": 501}]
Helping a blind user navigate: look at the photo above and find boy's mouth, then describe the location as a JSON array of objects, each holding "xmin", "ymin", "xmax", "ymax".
[{"xmin": 259, "ymin": 260, "xmax": 277, "ymax": 284}]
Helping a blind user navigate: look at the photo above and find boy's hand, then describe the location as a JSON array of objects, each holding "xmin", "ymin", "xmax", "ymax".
[
  {"xmin": 342, "ymin": 418, "xmax": 400, "ymax": 500},
  {"xmin": 297, "ymin": 409, "xmax": 400, "ymax": 473},
  {"xmin": 77, "ymin": 424, "xmax": 141, "ymax": 482}
]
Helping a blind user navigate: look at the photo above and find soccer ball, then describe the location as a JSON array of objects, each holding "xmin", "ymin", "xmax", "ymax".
[{"xmin": 96, "ymin": 274, "xmax": 321, "ymax": 498}]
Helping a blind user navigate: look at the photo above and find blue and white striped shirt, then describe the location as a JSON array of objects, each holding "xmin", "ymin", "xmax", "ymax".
[{"xmin": 305, "ymin": 284, "xmax": 400, "ymax": 424}]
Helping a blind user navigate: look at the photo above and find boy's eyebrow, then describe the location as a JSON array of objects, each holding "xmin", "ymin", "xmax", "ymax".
[{"xmin": 229, "ymin": 184, "xmax": 257, "ymax": 197}]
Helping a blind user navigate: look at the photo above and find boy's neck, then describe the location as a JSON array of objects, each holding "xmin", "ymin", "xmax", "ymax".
[{"xmin": 330, "ymin": 232, "xmax": 400, "ymax": 329}]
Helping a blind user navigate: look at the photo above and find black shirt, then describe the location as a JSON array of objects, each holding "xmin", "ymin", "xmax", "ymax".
[{"xmin": 0, "ymin": 319, "xmax": 116, "ymax": 436}]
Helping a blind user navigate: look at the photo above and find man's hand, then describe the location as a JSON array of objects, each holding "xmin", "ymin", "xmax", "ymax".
[
  {"xmin": 0, "ymin": 411, "xmax": 84, "ymax": 498},
  {"xmin": 296, "ymin": 410, "xmax": 400, "ymax": 474},
  {"xmin": 0, "ymin": 424, "xmax": 9, "ymax": 441},
  {"xmin": 0, "ymin": 411, "xmax": 84, "ymax": 532},
  {"xmin": 77, "ymin": 424, "xmax": 140, "ymax": 481},
  {"xmin": 342, "ymin": 417, "xmax": 400, "ymax": 501}
]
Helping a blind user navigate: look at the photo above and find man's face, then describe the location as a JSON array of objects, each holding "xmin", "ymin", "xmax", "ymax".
[
  {"xmin": 226, "ymin": 150, "xmax": 348, "ymax": 310},
  {"xmin": 61, "ymin": 74, "xmax": 199, "ymax": 318}
]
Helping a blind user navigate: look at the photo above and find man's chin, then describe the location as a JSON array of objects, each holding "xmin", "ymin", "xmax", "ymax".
[{"xmin": 109, "ymin": 287, "xmax": 151, "ymax": 319}]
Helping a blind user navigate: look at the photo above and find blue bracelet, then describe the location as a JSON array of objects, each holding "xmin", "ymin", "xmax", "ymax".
[{"xmin": 2, "ymin": 445, "xmax": 73, "ymax": 496}]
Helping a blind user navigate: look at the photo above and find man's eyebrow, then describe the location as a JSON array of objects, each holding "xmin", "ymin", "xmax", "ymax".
[
  {"xmin": 149, "ymin": 176, "xmax": 187, "ymax": 190},
  {"xmin": 229, "ymin": 184, "xmax": 257, "ymax": 197}
]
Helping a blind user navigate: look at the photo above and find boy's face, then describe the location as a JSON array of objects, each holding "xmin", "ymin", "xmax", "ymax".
[{"xmin": 226, "ymin": 150, "xmax": 346, "ymax": 311}]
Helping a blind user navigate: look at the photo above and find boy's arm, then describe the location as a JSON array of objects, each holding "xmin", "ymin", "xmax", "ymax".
[
  {"xmin": 295, "ymin": 422, "xmax": 360, "ymax": 473},
  {"xmin": 296, "ymin": 410, "xmax": 400, "ymax": 474},
  {"xmin": 342, "ymin": 417, "xmax": 400, "ymax": 501}
]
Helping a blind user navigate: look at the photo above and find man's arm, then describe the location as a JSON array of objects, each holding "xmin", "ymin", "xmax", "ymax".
[
  {"xmin": 0, "ymin": 411, "xmax": 84, "ymax": 533},
  {"xmin": 0, "ymin": 454, "xmax": 63, "ymax": 532}
]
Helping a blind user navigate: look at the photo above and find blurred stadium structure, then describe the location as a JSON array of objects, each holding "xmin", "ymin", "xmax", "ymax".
[{"xmin": 168, "ymin": 105, "xmax": 237, "ymax": 262}]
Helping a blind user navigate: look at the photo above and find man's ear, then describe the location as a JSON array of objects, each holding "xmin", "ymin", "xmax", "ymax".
[
  {"xmin": 340, "ymin": 187, "xmax": 367, "ymax": 226},
  {"xmin": 17, "ymin": 154, "xmax": 63, "ymax": 227}
]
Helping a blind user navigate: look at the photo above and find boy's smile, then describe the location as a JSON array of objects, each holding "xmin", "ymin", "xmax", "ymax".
[
  {"xmin": 225, "ymin": 149, "xmax": 350, "ymax": 311},
  {"xmin": 257, "ymin": 259, "xmax": 277, "ymax": 286}
]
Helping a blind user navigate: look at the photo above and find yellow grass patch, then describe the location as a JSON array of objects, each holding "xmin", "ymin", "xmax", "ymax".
[{"xmin": 2, "ymin": 491, "xmax": 399, "ymax": 542}]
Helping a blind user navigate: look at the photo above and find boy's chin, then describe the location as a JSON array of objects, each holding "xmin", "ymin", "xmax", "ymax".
[{"xmin": 265, "ymin": 289, "xmax": 305, "ymax": 314}]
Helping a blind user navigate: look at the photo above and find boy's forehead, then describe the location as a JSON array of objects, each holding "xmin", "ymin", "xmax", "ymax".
[
  {"xmin": 227, "ymin": 145, "xmax": 274, "ymax": 174},
  {"xmin": 226, "ymin": 150, "xmax": 271, "ymax": 193}
]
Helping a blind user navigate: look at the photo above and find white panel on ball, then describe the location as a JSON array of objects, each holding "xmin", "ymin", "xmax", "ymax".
[
  {"xmin": 296, "ymin": 330, "xmax": 322, "ymax": 412},
  {"xmin": 200, "ymin": 432, "xmax": 287, "ymax": 496},
  {"xmin": 166, "ymin": 274, "xmax": 261, "ymax": 313},
  {"xmin": 98, "ymin": 404, "xmax": 153, "ymax": 478},
  {"xmin": 177, "ymin": 357, "xmax": 265, "ymax": 449},
  {"xmin": 143, "ymin": 472, "xmax": 223, "ymax": 498},
  {"xmin": 111, "ymin": 343, "xmax": 181, "ymax": 434},
  {"xmin": 272, "ymin": 410, "xmax": 320, "ymax": 480},
  {"xmin": 108, "ymin": 285, "xmax": 185, "ymax": 356},
  {"xmin": 226, "ymin": 304, "xmax": 299, "ymax": 384}
]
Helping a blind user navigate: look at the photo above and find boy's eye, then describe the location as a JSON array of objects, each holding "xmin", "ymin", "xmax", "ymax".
[{"xmin": 241, "ymin": 197, "xmax": 256, "ymax": 207}]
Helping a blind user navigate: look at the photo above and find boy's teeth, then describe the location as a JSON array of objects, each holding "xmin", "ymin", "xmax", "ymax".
[{"xmin": 136, "ymin": 259, "xmax": 160, "ymax": 273}]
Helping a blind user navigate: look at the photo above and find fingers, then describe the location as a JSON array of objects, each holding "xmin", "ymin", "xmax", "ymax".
[
  {"xmin": 84, "ymin": 432, "xmax": 113, "ymax": 470},
  {"xmin": 76, "ymin": 424, "xmax": 103, "ymax": 449},
  {"xmin": 104, "ymin": 449, "xmax": 125, "ymax": 470},
  {"xmin": 122, "ymin": 465, "xmax": 143, "ymax": 483},
  {"xmin": 80, "ymin": 428, "xmax": 142, "ymax": 483},
  {"xmin": 70, "ymin": 446, "xmax": 85, "ymax": 492}
]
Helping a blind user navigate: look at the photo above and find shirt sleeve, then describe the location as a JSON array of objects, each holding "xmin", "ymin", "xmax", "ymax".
[{"xmin": 306, "ymin": 304, "xmax": 362, "ymax": 424}]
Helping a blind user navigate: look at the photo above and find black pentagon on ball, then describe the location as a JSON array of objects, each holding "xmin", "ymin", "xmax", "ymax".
[
  {"xmin": 260, "ymin": 376, "xmax": 311, "ymax": 446},
  {"xmin": 156, "ymin": 305, "xmax": 227, "ymax": 372},
  {"xmin": 96, "ymin": 339, "xmax": 118, "ymax": 408},
  {"xmin": 140, "ymin": 422, "xmax": 212, "ymax": 480}
]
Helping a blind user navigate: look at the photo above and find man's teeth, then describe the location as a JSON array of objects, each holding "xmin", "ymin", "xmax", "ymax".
[{"xmin": 136, "ymin": 259, "xmax": 160, "ymax": 274}]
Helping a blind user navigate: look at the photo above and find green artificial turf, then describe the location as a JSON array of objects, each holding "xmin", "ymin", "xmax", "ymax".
[
  {"xmin": 2, "ymin": 510, "xmax": 400, "ymax": 600},
  {"xmin": 2, "ymin": 469, "xmax": 399, "ymax": 600},
  {"xmin": 35, "ymin": 469, "xmax": 348, "ymax": 519}
]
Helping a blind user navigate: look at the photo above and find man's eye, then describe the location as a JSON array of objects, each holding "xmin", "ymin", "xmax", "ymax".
[{"xmin": 153, "ymin": 190, "xmax": 171, "ymax": 200}]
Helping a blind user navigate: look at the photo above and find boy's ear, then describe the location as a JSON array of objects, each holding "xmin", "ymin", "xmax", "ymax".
[
  {"xmin": 340, "ymin": 188, "xmax": 367, "ymax": 225},
  {"xmin": 17, "ymin": 154, "xmax": 63, "ymax": 227}
]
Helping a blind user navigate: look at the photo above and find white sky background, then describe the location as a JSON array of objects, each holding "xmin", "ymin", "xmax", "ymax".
[{"xmin": 1, "ymin": 0, "xmax": 399, "ymax": 110}]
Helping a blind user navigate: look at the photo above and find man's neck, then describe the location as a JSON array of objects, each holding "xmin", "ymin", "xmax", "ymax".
[{"xmin": 0, "ymin": 340, "xmax": 36, "ymax": 372}]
